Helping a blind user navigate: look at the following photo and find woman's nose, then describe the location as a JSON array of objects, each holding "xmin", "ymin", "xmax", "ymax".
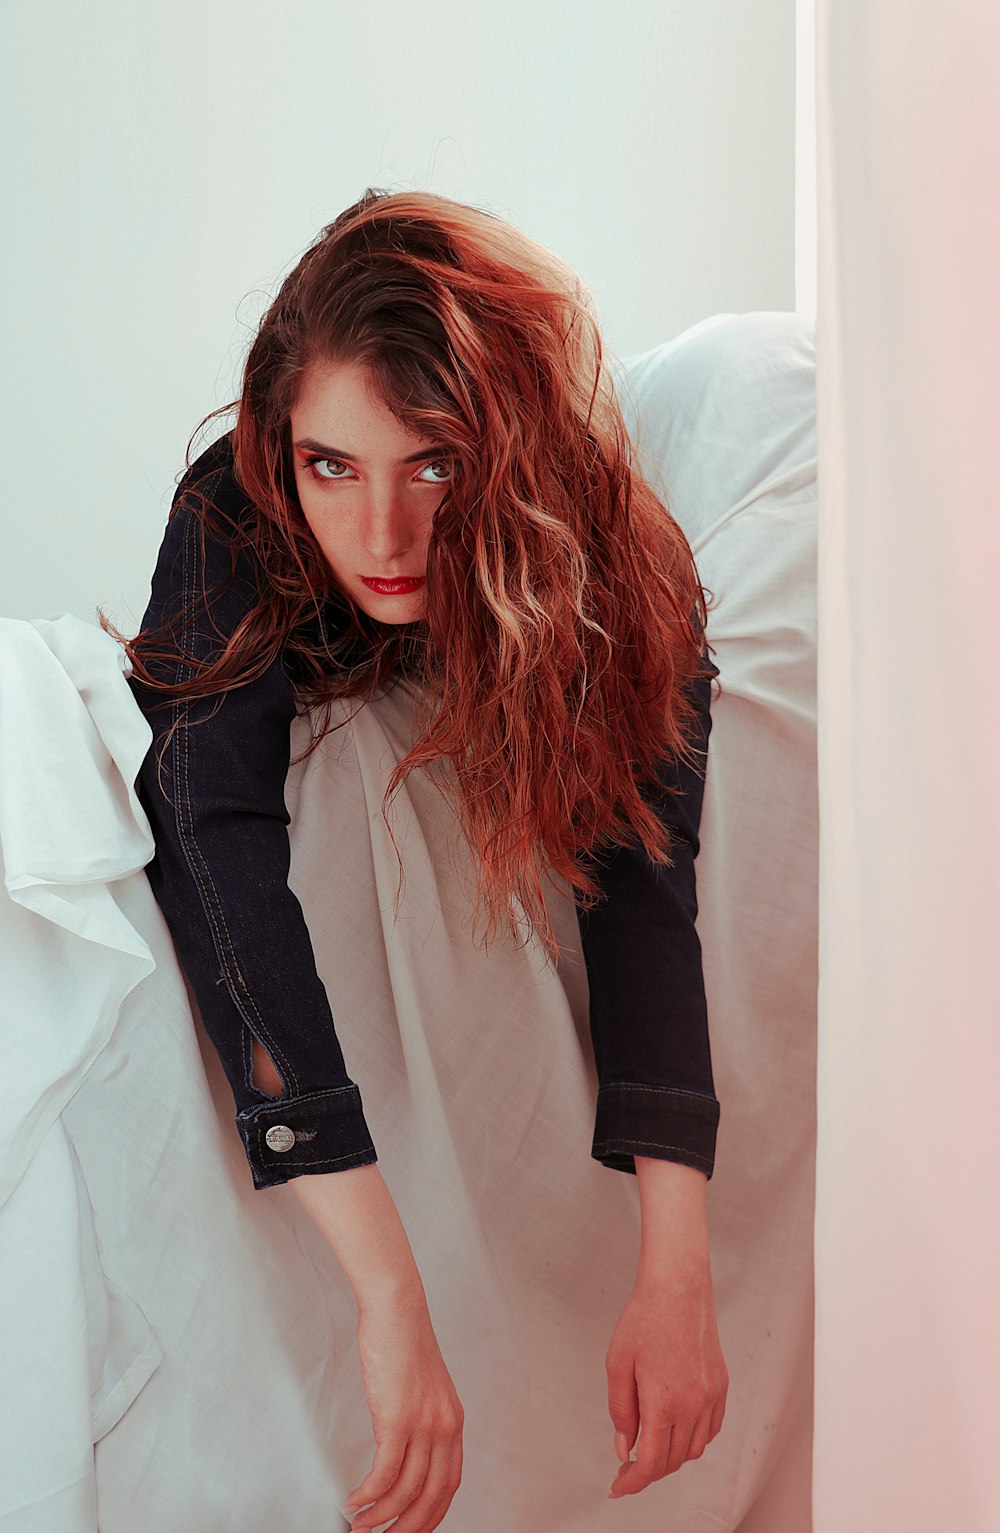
[{"xmin": 360, "ymin": 486, "xmax": 417, "ymax": 562}]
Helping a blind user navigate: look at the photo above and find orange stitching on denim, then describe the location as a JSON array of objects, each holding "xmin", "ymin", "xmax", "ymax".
[
  {"xmin": 593, "ymin": 1139, "xmax": 712, "ymax": 1166},
  {"xmin": 239, "ymin": 1084, "xmax": 362, "ymax": 1116},
  {"xmin": 170, "ymin": 502, "xmax": 299, "ymax": 1094},
  {"xmin": 255, "ymin": 1144, "xmax": 377, "ymax": 1170},
  {"xmin": 599, "ymin": 1083, "xmax": 718, "ymax": 1104}
]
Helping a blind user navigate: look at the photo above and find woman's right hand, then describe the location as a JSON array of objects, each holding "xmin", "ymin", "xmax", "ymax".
[
  {"xmin": 344, "ymin": 1285, "xmax": 464, "ymax": 1532},
  {"xmin": 284, "ymin": 1163, "xmax": 462, "ymax": 1529}
]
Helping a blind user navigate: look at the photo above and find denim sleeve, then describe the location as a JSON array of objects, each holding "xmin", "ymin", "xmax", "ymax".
[
  {"xmin": 575, "ymin": 649, "xmax": 721, "ymax": 1180},
  {"xmin": 128, "ymin": 437, "xmax": 378, "ymax": 1190}
]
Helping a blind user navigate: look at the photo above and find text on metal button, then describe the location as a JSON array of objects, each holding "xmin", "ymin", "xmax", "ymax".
[{"xmin": 265, "ymin": 1124, "xmax": 296, "ymax": 1153}]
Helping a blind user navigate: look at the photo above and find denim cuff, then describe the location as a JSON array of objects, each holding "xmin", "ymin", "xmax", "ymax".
[
  {"xmin": 591, "ymin": 1082, "xmax": 720, "ymax": 1179},
  {"xmin": 236, "ymin": 1084, "xmax": 378, "ymax": 1190}
]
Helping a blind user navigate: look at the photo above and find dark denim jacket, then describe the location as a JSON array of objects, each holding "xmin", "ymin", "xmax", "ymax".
[{"xmin": 128, "ymin": 433, "xmax": 721, "ymax": 1191}]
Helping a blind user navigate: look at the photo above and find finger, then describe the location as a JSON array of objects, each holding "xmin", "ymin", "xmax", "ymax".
[
  {"xmin": 379, "ymin": 1438, "xmax": 461, "ymax": 1533},
  {"xmin": 663, "ymin": 1416, "xmax": 697, "ymax": 1476},
  {"xmin": 686, "ymin": 1405, "xmax": 715, "ymax": 1462},
  {"xmin": 449, "ymin": 1431, "xmax": 464, "ymax": 1491},
  {"xmin": 350, "ymin": 1437, "xmax": 431, "ymax": 1531},
  {"xmin": 607, "ymin": 1368, "xmax": 640, "ymax": 1461},
  {"xmin": 708, "ymin": 1384, "xmax": 728, "ymax": 1442},
  {"xmin": 344, "ymin": 1433, "xmax": 407, "ymax": 1519},
  {"xmin": 609, "ymin": 1423, "xmax": 673, "ymax": 1496}
]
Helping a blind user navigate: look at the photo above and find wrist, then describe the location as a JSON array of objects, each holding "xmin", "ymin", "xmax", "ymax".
[
  {"xmin": 287, "ymin": 1163, "xmax": 426, "ymax": 1313},
  {"xmin": 634, "ymin": 1155, "xmax": 711, "ymax": 1271},
  {"xmin": 357, "ymin": 1269, "xmax": 428, "ymax": 1319},
  {"xmin": 636, "ymin": 1237, "xmax": 711, "ymax": 1285}
]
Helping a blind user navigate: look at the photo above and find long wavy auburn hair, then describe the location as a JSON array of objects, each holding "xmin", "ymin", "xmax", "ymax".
[{"xmin": 108, "ymin": 187, "xmax": 718, "ymax": 958}]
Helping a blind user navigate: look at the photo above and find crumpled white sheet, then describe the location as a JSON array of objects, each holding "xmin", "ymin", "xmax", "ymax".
[{"xmin": 0, "ymin": 311, "xmax": 817, "ymax": 1532}]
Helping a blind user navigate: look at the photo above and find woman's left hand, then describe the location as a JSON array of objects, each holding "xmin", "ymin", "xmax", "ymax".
[{"xmin": 605, "ymin": 1257, "xmax": 729, "ymax": 1498}]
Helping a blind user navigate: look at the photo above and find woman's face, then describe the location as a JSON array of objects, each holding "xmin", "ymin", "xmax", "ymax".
[{"xmin": 289, "ymin": 357, "xmax": 454, "ymax": 624}]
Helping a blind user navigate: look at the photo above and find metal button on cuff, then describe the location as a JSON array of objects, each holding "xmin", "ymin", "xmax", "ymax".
[{"xmin": 236, "ymin": 1084, "xmax": 379, "ymax": 1189}]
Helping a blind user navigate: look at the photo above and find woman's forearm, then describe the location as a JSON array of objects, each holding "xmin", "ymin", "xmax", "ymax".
[
  {"xmin": 634, "ymin": 1156, "xmax": 711, "ymax": 1276},
  {"xmin": 288, "ymin": 1163, "xmax": 426, "ymax": 1313}
]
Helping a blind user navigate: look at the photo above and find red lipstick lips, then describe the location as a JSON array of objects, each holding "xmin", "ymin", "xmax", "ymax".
[{"xmin": 359, "ymin": 576, "xmax": 426, "ymax": 595}]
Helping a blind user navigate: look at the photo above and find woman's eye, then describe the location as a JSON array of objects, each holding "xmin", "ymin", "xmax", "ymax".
[
  {"xmin": 420, "ymin": 459, "xmax": 454, "ymax": 483},
  {"xmin": 309, "ymin": 458, "xmax": 352, "ymax": 481}
]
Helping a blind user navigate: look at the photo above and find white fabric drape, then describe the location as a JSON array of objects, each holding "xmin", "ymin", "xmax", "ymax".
[
  {"xmin": 815, "ymin": 6, "xmax": 1000, "ymax": 1531},
  {"xmin": 1, "ymin": 312, "xmax": 818, "ymax": 1530}
]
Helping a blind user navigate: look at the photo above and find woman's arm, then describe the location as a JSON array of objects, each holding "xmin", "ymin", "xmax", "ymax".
[
  {"xmin": 634, "ymin": 1154, "xmax": 710, "ymax": 1268},
  {"xmin": 575, "ymin": 654, "xmax": 729, "ymax": 1495},
  {"xmin": 131, "ymin": 439, "xmax": 468, "ymax": 1527},
  {"xmin": 605, "ymin": 1154, "xmax": 728, "ymax": 1498},
  {"xmin": 575, "ymin": 652, "xmax": 721, "ymax": 1180},
  {"xmin": 129, "ymin": 433, "xmax": 378, "ymax": 1190},
  {"xmin": 288, "ymin": 1164, "xmax": 464, "ymax": 1529}
]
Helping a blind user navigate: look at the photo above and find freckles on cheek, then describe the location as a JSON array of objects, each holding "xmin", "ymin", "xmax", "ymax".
[{"xmin": 297, "ymin": 494, "xmax": 340, "ymax": 563}]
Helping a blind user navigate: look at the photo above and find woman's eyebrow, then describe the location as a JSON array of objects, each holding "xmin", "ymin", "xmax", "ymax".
[{"xmin": 293, "ymin": 437, "xmax": 448, "ymax": 464}]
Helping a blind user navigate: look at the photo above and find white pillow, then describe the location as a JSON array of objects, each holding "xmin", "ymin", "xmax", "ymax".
[{"xmin": 614, "ymin": 310, "xmax": 817, "ymax": 548}]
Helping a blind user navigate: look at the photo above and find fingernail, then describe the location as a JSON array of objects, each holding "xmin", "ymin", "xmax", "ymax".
[{"xmin": 615, "ymin": 1430, "xmax": 629, "ymax": 1459}]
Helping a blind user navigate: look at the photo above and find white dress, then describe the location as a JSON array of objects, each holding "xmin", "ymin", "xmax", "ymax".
[{"xmin": 0, "ymin": 311, "xmax": 817, "ymax": 1532}]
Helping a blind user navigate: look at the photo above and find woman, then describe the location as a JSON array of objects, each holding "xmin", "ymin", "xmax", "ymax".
[{"xmin": 111, "ymin": 186, "xmax": 728, "ymax": 1530}]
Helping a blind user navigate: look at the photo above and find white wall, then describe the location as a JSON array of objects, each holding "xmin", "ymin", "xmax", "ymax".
[
  {"xmin": 0, "ymin": 0, "xmax": 796, "ymax": 628},
  {"xmin": 795, "ymin": 0, "xmax": 817, "ymax": 320}
]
